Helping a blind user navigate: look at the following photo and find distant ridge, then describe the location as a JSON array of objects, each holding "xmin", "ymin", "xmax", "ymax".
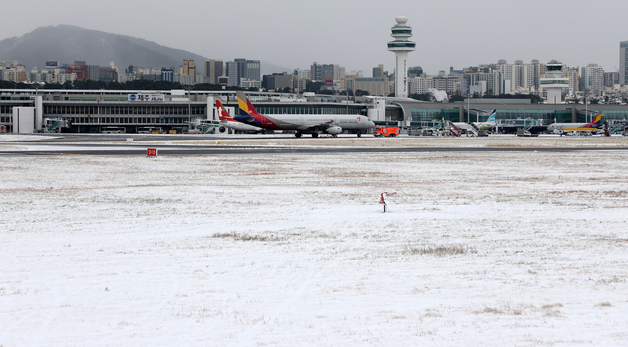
[{"xmin": 0, "ymin": 25, "xmax": 207, "ymax": 71}]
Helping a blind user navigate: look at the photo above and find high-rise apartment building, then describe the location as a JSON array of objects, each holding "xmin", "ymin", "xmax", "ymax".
[
  {"xmin": 310, "ymin": 62, "xmax": 336, "ymax": 81},
  {"xmin": 620, "ymin": 41, "xmax": 628, "ymax": 85},
  {"xmin": 204, "ymin": 60, "xmax": 223, "ymax": 85},
  {"xmin": 604, "ymin": 71, "xmax": 619, "ymax": 87},
  {"xmin": 581, "ymin": 64, "xmax": 604, "ymax": 96}
]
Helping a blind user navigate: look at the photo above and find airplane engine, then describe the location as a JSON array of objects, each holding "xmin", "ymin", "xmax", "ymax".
[
  {"xmin": 325, "ymin": 126, "xmax": 342, "ymax": 135},
  {"xmin": 219, "ymin": 126, "xmax": 226, "ymax": 133}
]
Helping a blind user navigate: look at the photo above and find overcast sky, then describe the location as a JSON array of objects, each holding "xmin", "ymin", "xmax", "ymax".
[{"xmin": 3, "ymin": 0, "xmax": 628, "ymax": 76}]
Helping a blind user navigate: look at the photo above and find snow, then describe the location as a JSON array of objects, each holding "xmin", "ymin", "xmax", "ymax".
[{"xmin": 1, "ymin": 140, "xmax": 628, "ymax": 345}]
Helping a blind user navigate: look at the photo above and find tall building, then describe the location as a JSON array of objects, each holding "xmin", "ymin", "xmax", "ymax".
[
  {"xmin": 244, "ymin": 60, "xmax": 261, "ymax": 82},
  {"xmin": 563, "ymin": 66, "xmax": 580, "ymax": 94},
  {"xmin": 182, "ymin": 59, "xmax": 196, "ymax": 83},
  {"xmin": 204, "ymin": 60, "xmax": 223, "ymax": 85},
  {"xmin": 226, "ymin": 61, "xmax": 239, "ymax": 86},
  {"xmin": 310, "ymin": 62, "xmax": 336, "ymax": 81},
  {"xmin": 373, "ymin": 64, "xmax": 384, "ymax": 78},
  {"xmin": 581, "ymin": 64, "xmax": 604, "ymax": 96},
  {"xmin": 161, "ymin": 68, "xmax": 174, "ymax": 82},
  {"xmin": 604, "ymin": 71, "xmax": 619, "ymax": 87},
  {"xmin": 620, "ymin": 41, "xmax": 628, "ymax": 85},
  {"xmin": 67, "ymin": 61, "xmax": 89, "ymax": 81},
  {"xmin": 408, "ymin": 66, "xmax": 423, "ymax": 78},
  {"xmin": 227, "ymin": 59, "xmax": 260, "ymax": 86},
  {"xmin": 387, "ymin": 16, "xmax": 416, "ymax": 98}
]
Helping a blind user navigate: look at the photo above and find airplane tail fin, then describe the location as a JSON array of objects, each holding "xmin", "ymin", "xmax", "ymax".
[
  {"xmin": 584, "ymin": 113, "xmax": 603, "ymax": 128},
  {"xmin": 236, "ymin": 90, "xmax": 262, "ymax": 116},
  {"xmin": 487, "ymin": 109, "xmax": 497, "ymax": 122},
  {"xmin": 236, "ymin": 91, "xmax": 252, "ymax": 116},
  {"xmin": 215, "ymin": 99, "xmax": 233, "ymax": 121},
  {"xmin": 593, "ymin": 113, "xmax": 602, "ymax": 126}
]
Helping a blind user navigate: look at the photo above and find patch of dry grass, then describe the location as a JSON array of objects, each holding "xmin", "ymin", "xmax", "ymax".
[
  {"xmin": 403, "ymin": 244, "xmax": 477, "ymax": 256},
  {"xmin": 212, "ymin": 232, "xmax": 283, "ymax": 242}
]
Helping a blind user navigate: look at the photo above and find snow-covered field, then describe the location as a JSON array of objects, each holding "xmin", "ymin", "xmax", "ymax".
[{"xmin": 1, "ymin": 145, "xmax": 628, "ymax": 345}]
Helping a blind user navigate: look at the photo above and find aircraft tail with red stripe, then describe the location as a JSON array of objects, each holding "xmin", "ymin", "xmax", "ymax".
[
  {"xmin": 215, "ymin": 99, "xmax": 233, "ymax": 121},
  {"xmin": 584, "ymin": 113, "xmax": 603, "ymax": 128}
]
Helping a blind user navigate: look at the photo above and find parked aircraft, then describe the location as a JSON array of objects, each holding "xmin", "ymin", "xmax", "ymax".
[
  {"xmin": 547, "ymin": 114, "xmax": 603, "ymax": 133},
  {"xmin": 234, "ymin": 91, "xmax": 375, "ymax": 138},
  {"xmin": 475, "ymin": 109, "xmax": 497, "ymax": 130},
  {"xmin": 215, "ymin": 99, "xmax": 263, "ymax": 133},
  {"xmin": 453, "ymin": 109, "xmax": 497, "ymax": 133}
]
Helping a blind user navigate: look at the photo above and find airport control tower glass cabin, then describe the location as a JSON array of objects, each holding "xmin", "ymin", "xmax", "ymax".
[{"xmin": 387, "ymin": 16, "xmax": 416, "ymax": 98}]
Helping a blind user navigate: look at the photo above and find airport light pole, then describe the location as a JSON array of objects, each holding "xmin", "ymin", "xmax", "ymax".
[
  {"xmin": 187, "ymin": 86, "xmax": 191, "ymax": 130},
  {"xmin": 584, "ymin": 88, "xmax": 588, "ymax": 122}
]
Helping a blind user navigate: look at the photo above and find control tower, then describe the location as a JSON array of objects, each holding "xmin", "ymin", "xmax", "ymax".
[
  {"xmin": 540, "ymin": 60, "xmax": 569, "ymax": 104},
  {"xmin": 387, "ymin": 16, "xmax": 416, "ymax": 98}
]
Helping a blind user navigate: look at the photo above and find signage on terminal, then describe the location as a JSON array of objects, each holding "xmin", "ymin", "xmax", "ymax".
[{"xmin": 128, "ymin": 94, "xmax": 165, "ymax": 102}]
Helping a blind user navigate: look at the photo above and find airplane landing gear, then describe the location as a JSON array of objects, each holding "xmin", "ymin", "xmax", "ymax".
[
  {"xmin": 295, "ymin": 133, "xmax": 302, "ymax": 138},
  {"xmin": 312, "ymin": 133, "xmax": 319, "ymax": 138}
]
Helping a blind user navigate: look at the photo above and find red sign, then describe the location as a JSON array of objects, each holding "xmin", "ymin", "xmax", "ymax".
[{"xmin": 147, "ymin": 148, "xmax": 158, "ymax": 157}]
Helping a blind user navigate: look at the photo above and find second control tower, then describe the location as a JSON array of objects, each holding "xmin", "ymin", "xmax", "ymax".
[{"xmin": 387, "ymin": 16, "xmax": 416, "ymax": 98}]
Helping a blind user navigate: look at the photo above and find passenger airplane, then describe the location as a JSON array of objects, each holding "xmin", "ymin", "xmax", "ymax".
[
  {"xmin": 453, "ymin": 109, "xmax": 497, "ymax": 132},
  {"xmin": 547, "ymin": 114, "xmax": 603, "ymax": 133},
  {"xmin": 215, "ymin": 99, "xmax": 263, "ymax": 133},
  {"xmin": 234, "ymin": 91, "xmax": 375, "ymax": 138}
]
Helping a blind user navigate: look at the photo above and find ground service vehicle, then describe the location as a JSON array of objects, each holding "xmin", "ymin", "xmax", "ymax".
[
  {"xmin": 101, "ymin": 126, "xmax": 126, "ymax": 134},
  {"xmin": 138, "ymin": 127, "xmax": 163, "ymax": 134},
  {"xmin": 373, "ymin": 126, "xmax": 400, "ymax": 137}
]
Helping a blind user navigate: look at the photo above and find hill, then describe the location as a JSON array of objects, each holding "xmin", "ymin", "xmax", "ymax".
[{"xmin": 0, "ymin": 25, "xmax": 208, "ymax": 71}]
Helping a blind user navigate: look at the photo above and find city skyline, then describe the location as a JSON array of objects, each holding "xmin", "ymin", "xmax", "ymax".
[{"xmin": 1, "ymin": 0, "xmax": 627, "ymax": 76}]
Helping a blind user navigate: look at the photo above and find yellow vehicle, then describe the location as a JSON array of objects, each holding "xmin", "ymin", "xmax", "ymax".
[{"xmin": 373, "ymin": 126, "xmax": 400, "ymax": 137}]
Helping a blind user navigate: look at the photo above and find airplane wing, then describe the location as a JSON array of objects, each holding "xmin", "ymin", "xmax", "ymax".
[{"xmin": 296, "ymin": 120, "xmax": 336, "ymax": 132}]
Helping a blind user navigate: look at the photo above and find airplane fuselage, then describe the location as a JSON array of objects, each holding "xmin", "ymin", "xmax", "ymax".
[
  {"xmin": 219, "ymin": 120, "xmax": 262, "ymax": 132},
  {"xmin": 547, "ymin": 123, "xmax": 598, "ymax": 132},
  {"xmin": 234, "ymin": 114, "xmax": 375, "ymax": 133}
]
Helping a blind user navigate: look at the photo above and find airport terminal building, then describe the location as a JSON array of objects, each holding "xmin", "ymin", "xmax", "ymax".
[{"xmin": 1, "ymin": 89, "xmax": 628, "ymax": 134}]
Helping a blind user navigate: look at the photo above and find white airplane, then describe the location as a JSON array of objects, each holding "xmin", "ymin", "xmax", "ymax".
[
  {"xmin": 234, "ymin": 91, "xmax": 375, "ymax": 138},
  {"xmin": 215, "ymin": 99, "xmax": 263, "ymax": 133},
  {"xmin": 453, "ymin": 109, "xmax": 497, "ymax": 132},
  {"xmin": 547, "ymin": 114, "xmax": 602, "ymax": 133}
]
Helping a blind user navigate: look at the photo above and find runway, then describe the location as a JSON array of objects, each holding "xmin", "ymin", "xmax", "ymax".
[{"xmin": 2, "ymin": 133, "xmax": 628, "ymax": 156}]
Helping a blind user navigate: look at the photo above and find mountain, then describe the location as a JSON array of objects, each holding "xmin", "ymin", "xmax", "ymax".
[{"xmin": 0, "ymin": 25, "xmax": 208, "ymax": 71}]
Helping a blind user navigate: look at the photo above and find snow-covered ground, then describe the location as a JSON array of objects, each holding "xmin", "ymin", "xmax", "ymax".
[{"xmin": 1, "ymin": 145, "xmax": 627, "ymax": 345}]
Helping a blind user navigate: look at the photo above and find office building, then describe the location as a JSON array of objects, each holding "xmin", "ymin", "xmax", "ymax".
[
  {"xmin": 204, "ymin": 60, "xmax": 223, "ymax": 85},
  {"xmin": 182, "ymin": 59, "xmax": 196, "ymax": 83}
]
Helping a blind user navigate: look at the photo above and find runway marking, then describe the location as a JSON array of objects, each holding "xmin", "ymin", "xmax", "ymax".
[{"xmin": 32, "ymin": 152, "xmax": 85, "ymax": 156}]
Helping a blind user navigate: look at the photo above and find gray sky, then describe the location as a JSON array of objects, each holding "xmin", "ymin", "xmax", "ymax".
[{"xmin": 4, "ymin": 0, "xmax": 628, "ymax": 75}]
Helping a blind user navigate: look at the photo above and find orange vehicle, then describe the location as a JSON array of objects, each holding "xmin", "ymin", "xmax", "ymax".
[{"xmin": 373, "ymin": 126, "xmax": 400, "ymax": 137}]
